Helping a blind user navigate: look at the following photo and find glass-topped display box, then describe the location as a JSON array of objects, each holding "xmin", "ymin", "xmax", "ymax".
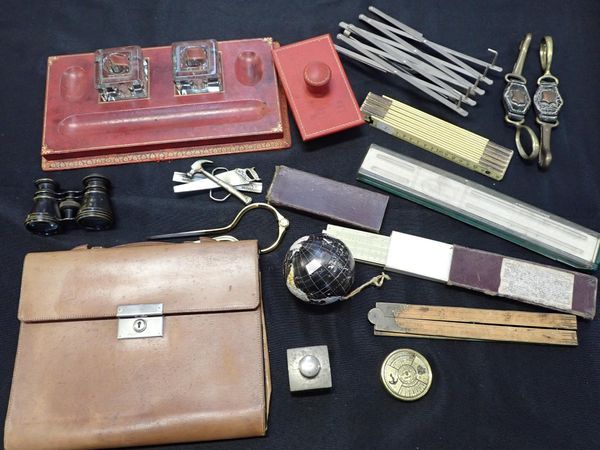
[
  {"xmin": 94, "ymin": 46, "xmax": 148, "ymax": 101},
  {"xmin": 172, "ymin": 40, "xmax": 223, "ymax": 95}
]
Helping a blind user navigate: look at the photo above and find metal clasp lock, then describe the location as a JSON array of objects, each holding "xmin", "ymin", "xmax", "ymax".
[{"xmin": 117, "ymin": 303, "xmax": 164, "ymax": 339}]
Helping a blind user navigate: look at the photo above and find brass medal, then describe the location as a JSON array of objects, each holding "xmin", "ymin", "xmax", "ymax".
[{"xmin": 380, "ymin": 349, "xmax": 432, "ymax": 401}]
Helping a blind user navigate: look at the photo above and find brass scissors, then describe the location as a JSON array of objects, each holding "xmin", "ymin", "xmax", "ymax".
[{"xmin": 148, "ymin": 203, "xmax": 290, "ymax": 254}]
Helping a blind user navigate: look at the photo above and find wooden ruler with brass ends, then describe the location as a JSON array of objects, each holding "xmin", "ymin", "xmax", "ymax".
[
  {"xmin": 368, "ymin": 302, "xmax": 578, "ymax": 346},
  {"xmin": 360, "ymin": 93, "xmax": 513, "ymax": 180}
]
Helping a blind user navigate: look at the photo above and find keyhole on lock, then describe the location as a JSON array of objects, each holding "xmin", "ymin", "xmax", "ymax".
[{"xmin": 133, "ymin": 318, "xmax": 147, "ymax": 333}]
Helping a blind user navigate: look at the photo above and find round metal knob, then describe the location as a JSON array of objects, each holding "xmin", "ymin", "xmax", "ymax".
[
  {"xmin": 303, "ymin": 61, "xmax": 331, "ymax": 95},
  {"xmin": 299, "ymin": 355, "xmax": 321, "ymax": 378}
]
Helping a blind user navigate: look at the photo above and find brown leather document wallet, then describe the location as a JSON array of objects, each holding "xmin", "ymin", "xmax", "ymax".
[{"xmin": 4, "ymin": 241, "xmax": 271, "ymax": 450}]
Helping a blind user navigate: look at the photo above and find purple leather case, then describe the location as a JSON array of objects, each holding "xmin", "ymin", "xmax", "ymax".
[
  {"xmin": 266, "ymin": 165, "xmax": 388, "ymax": 232},
  {"xmin": 448, "ymin": 246, "xmax": 597, "ymax": 319}
]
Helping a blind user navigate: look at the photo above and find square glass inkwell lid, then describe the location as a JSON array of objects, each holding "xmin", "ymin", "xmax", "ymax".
[
  {"xmin": 172, "ymin": 40, "xmax": 222, "ymax": 95},
  {"xmin": 94, "ymin": 45, "xmax": 148, "ymax": 101}
]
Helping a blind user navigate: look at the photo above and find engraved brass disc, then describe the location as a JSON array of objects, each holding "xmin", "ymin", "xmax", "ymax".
[{"xmin": 380, "ymin": 348, "xmax": 432, "ymax": 401}]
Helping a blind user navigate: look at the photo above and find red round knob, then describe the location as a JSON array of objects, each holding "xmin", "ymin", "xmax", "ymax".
[{"xmin": 303, "ymin": 61, "xmax": 331, "ymax": 95}]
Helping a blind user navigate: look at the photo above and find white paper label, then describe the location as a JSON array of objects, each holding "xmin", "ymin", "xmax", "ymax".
[{"xmin": 498, "ymin": 258, "xmax": 574, "ymax": 310}]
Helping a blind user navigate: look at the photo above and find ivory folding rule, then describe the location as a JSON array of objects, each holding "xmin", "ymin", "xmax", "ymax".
[
  {"xmin": 360, "ymin": 93, "xmax": 513, "ymax": 180},
  {"xmin": 325, "ymin": 225, "xmax": 597, "ymax": 319}
]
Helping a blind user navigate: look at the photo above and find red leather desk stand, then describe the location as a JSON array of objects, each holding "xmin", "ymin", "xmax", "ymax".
[
  {"xmin": 272, "ymin": 34, "xmax": 364, "ymax": 141},
  {"xmin": 42, "ymin": 38, "xmax": 291, "ymax": 170}
]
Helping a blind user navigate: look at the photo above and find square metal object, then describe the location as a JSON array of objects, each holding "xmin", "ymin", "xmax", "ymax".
[{"xmin": 287, "ymin": 345, "xmax": 332, "ymax": 392}]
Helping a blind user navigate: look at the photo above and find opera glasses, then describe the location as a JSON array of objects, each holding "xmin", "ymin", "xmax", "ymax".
[{"xmin": 25, "ymin": 174, "xmax": 113, "ymax": 235}]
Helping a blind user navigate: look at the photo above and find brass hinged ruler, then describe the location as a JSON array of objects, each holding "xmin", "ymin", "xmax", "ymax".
[
  {"xmin": 368, "ymin": 302, "xmax": 578, "ymax": 346},
  {"xmin": 361, "ymin": 92, "xmax": 513, "ymax": 180}
]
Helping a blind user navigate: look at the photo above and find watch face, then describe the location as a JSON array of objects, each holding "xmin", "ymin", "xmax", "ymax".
[
  {"xmin": 534, "ymin": 83, "xmax": 563, "ymax": 121},
  {"xmin": 503, "ymin": 80, "xmax": 531, "ymax": 119}
]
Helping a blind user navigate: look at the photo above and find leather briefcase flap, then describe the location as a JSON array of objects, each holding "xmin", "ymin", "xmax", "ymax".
[
  {"xmin": 5, "ymin": 240, "xmax": 270, "ymax": 450},
  {"xmin": 18, "ymin": 240, "xmax": 261, "ymax": 322}
]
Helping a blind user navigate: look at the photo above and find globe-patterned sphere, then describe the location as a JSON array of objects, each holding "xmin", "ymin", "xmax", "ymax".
[{"xmin": 283, "ymin": 233, "xmax": 355, "ymax": 305}]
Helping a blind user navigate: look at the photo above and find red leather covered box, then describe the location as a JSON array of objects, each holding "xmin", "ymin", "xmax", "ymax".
[{"xmin": 272, "ymin": 34, "xmax": 364, "ymax": 141}]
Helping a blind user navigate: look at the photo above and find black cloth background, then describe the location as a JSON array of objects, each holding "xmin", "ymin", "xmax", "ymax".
[{"xmin": 1, "ymin": 1, "xmax": 599, "ymax": 449}]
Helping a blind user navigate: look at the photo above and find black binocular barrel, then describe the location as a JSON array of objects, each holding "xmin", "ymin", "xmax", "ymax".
[
  {"xmin": 24, "ymin": 178, "xmax": 62, "ymax": 235},
  {"xmin": 76, "ymin": 174, "xmax": 113, "ymax": 230}
]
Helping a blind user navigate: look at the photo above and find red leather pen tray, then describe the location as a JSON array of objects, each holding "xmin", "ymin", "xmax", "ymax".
[
  {"xmin": 42, "ymin": 38, "xmax": 291, "ymax": 170},
  {"xmin": 272, "ymin": 34, "xmax": 363, "ymax": 141}
]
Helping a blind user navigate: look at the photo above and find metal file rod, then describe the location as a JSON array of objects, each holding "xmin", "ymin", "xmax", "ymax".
[
  {"xmin": 361, "ymin": 14, "xmax": 488, "ymax": 82},
  {"xmin": 337, "ymin": 34, "xmax": 470, "ymax": 116},
  {"xmin": 336, "ymin": 7, "xmax": 504, "ymax": 115},
  {"xmin": 367, "ymin": 6, "xmax": 502, "ymax": 72},
  {"xmin": 340, "ymin": 24, "xmax": 479, "ymax": 94},
  {"xmin": 341, "ymin": 21, "xmax": 484, "ymax": 95},
  {"xmin": 339, "ymin": 28, "xmax": 471, "ymax": 101},
  {"xmin": 335, "ymin": 45, "xmax": 468, "ymax": 101},
  {"xmin": 337, "ymin": 40, "xmax": 472, "ymax": 105},
  {"xmin": 348, "ymin": 23, "xmax": 491, "ymax": 83},
  {"xmin": 337, "ymin": 34, "xmax": 472, "ymax": 110},
  {"xmin": 357, "ymin": 15, "xmax": 489, "ymax": 87}
]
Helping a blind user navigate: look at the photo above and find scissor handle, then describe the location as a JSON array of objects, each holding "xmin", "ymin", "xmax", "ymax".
[
  {"xmin": 218, "ymin": 203, "xmax": 290, "ymax": 254},
  {"xmin": 147, "ymin": 203, "xmax": 289, "ymax": 254}
]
